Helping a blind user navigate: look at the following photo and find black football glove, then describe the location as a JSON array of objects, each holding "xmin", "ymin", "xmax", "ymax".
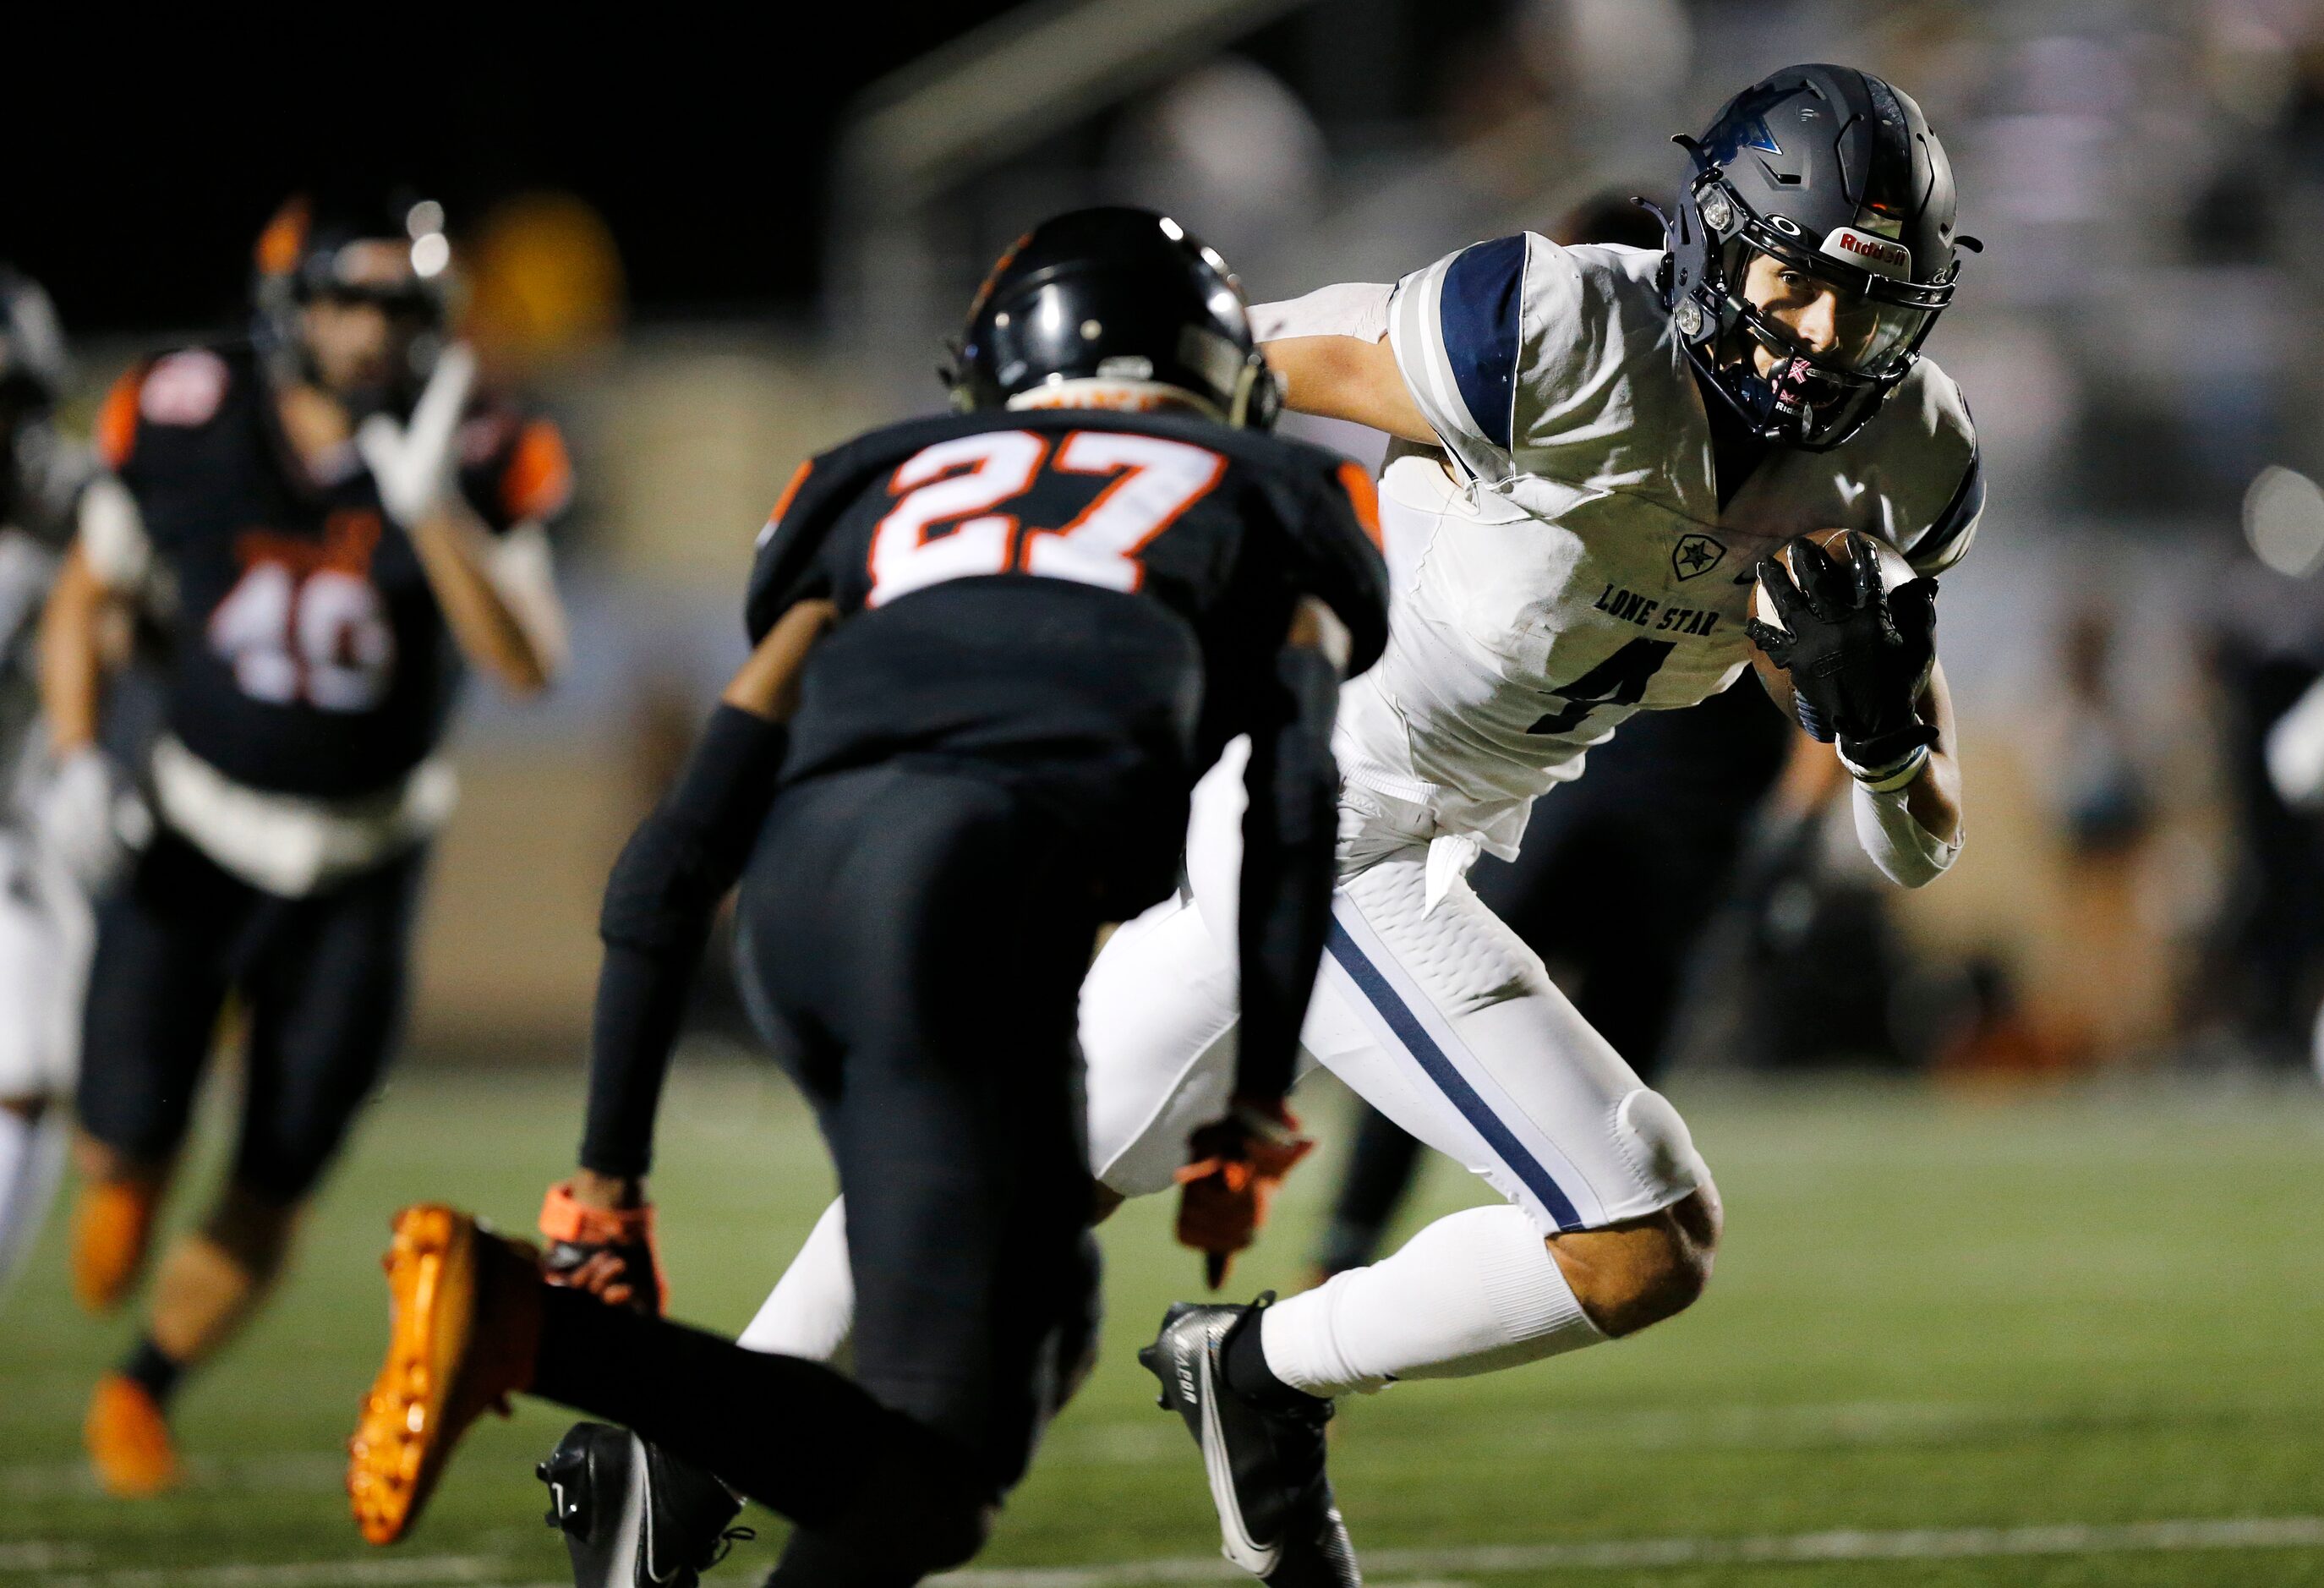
[{"xmin": 1746, "ymin": 535, "xmax": 1939, "ymax": 778}]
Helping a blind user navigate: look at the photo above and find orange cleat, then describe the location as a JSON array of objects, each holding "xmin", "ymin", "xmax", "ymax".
[
  {"xmin": 85, "ymin": 1373, "xmax": 178, "ymax": 1497},
  {"xmin": 72, "ymin": 1179, "xmax": 160, "ymax": 1314},
  {"xmin": 347, "ymin": 1204, "xmax": 542, "ymax": 1546}
]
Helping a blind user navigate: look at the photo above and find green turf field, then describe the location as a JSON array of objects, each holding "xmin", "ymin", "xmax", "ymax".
[{"xmin": 4, "ymin": 1055, "xmax": 2321, "ymax": 1586}]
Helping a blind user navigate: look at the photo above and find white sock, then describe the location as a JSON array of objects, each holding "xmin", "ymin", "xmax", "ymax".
[
  {"xmin": 0, "ymin": 1108, "xmax": 66, "ymax": 1298},
  {"xmin": 737, "ymin": 1196, "xmax": 855, "ymax": 1360},
  {"xmin": 1260, "ymin": 1203, "xmax": 1604, "ymax": 1397}
]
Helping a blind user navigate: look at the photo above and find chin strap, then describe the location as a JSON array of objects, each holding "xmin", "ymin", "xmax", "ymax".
[{"xmin": 1731, "ymin": 353, "xmax": 1821, "ymax": 441}]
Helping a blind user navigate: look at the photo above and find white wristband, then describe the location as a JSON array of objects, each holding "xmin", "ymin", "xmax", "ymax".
[{"xmin": 1840, "ymin": 742, "xmax": 1930, "ymax": 792}]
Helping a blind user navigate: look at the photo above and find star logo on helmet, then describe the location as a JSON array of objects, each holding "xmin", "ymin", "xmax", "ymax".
[
  {"xmin": 1703, "ymin": 85, "xmax": 1788, "ymax": 167},
  {"xmin": 1672, "ymin": 533, "xmax": 1726, "ymax": 582}
]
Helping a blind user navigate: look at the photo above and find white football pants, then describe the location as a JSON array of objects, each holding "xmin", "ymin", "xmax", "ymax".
[{"xmin": 741, "ymin": 747, "xmax": 1707, "ymax": 1358}]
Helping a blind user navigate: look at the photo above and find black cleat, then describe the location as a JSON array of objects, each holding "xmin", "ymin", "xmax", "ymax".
[
  {"xmin": 536, "ymin": 1421, "xmax": 752, "ymax": 1587},
  {"xmin": 1138, "ymin": 1300, "xmax": 1360, "ymax": 1586}
]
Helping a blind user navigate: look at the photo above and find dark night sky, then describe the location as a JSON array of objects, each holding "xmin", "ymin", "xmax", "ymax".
[{"xmin": 11, "ymin": 8, "xmax": 1037, "ymax": 334}]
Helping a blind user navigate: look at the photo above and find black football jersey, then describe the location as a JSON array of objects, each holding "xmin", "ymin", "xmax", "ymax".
[
  {"xmin": 745, "ymin": 407, "xmax": 1388, "ymax": 906},
  {"xmin": 96, "ymin": 342, "xmax": 571, "ymax": 800}
]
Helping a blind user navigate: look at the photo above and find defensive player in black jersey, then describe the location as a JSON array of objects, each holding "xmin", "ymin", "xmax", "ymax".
[
  {"xmin": 343, "ymin": 208, "xmax": 1389, "ymax": 1586},
  {"xmin": 41, "ymin": 191, "xmax": 571, "ymax": 1495}
]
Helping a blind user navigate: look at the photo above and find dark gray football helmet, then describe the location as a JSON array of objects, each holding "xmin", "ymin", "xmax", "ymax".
[{"xmin": 1660, "ymin": 64, "xmax": 1978, "ymax": 451}]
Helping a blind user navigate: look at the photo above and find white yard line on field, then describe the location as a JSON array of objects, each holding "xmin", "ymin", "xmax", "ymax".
[
  {"xmin": 14, "ymin": 1558, "xmax": 497, "ymax": 1588},
  {"xmin": 8, "ymin": 1513, "xmax": 2322, "ymax": 1587},
  {"xmin": 0, "ymin": 1544, "xmax": 90, "ymax": 1571},
  {"xmin": 932, "ymin": 1515, "xmax": 2324, "ymax": 1585}
]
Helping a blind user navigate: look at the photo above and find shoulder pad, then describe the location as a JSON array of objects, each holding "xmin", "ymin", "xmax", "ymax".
[
  {"xmin": 96, "ymin": 346, "xmax": 250, "ymax": 473},
  {"xmin": 1883, "ymin": 361, "xmax": 1982, "ymax": 574}
]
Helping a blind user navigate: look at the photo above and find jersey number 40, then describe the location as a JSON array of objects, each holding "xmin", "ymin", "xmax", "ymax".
[
  {"xmin": 209, "ymin": 561, "xmax": 394, "ymax": 713},
  {"xmin": 867, "ymin": 430, "xmax": 1226, "ymax": 607}
]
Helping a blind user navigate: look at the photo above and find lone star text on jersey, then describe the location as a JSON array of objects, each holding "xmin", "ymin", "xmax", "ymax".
[{"xmin": 1592, "ymin": 583, "xmax": 1722, "ymax": 638}]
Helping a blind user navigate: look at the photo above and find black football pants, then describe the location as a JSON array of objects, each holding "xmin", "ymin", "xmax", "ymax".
[
  {"xmin": 77, "ymin": 830, "xmax": 425, "ymax": 1204},
  {"xmin": 532, "ymin": 761, "xmax": 1103, "ymax": 1582}
]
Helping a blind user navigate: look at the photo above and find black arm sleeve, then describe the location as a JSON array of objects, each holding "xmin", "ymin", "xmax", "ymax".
[
  {"xmin": 580, "ymin": 703, "xmax": 790, "ymax": 1176},
  {"xmin": 1233, "ymin": 641, "xmax": 1343, "ymax": 1105}
]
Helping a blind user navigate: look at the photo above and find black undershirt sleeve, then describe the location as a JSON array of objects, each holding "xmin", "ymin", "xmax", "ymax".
[
  {"xmin": 1228, "ymin": 457, "xmax": 1391, "ymax": 1103},
  {"xmin": 1233, "ymin": 640, "xmax": 1343, "ymax": 1104},
  {"xmin": 580, "ymin": 703, "xmax": 790, "ymax": 1177}
]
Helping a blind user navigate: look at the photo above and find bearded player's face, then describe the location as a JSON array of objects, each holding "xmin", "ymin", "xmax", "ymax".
[{"xmin": 298, "ymin": 243, "xmax": 431, "ymax": 401}]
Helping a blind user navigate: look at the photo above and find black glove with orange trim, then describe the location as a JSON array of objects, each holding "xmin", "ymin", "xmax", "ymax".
[
  {"xmin": 539, "ymin": 1180, "xmax": 668, "ymax": 1316},
  {"xmin": 1174, "ymin": 1098, "xmax": 1315, "ymax": 1290}
]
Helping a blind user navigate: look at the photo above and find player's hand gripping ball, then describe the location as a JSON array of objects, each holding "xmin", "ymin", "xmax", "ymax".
[
  {"xmin": 539, "ymin": 1181, "xmax": 667, "ymax": 1315},
  {"xmin": 1746, "ymin": 528, "xmax": 1938, "ymax": 772},
  {"xmin": 1175, "ymin": 1098, "xmax": 1315, "ymax": 1290}
]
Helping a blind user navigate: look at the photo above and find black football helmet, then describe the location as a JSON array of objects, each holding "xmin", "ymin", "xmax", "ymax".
[
  {"xmin": 1660, "ymin": 64, "xmax": 1977, "ymax": 451},
  {"xmin": 253, "ymin": 187, "xmax": 454, "ymax": 400},
  {"xmin": 946, "ymin": 206, "xmax": 1277, "ymax": 430}
]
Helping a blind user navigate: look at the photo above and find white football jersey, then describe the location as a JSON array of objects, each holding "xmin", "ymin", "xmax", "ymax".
[{"xmin": 1330, "ymin": 235, "xmax": 1982, "ymax": 857}]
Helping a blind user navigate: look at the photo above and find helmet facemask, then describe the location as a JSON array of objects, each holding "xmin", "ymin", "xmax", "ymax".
[{"xmin": 1676, "ymin": 171, "xmax": 1956, "ymax": 450}]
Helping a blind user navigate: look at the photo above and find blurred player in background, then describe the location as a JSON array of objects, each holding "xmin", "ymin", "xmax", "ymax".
[
  {"xmin": 2215, "ymin": 539, "xmax": 2324, "ymax": 1071},
  {"xmin": 41, "ymin": 190, "xmax": 571, "ymax": 1495},
  {"xmin": 1310, "ymin": 190, "xmax": 1801, "ymax": 1282},
  {"xmin": 745, "ymin": 64, "xmax": 1983, "ymax": 1586},
  {"xmin": 342, "ymin": 207, "xmax": 1387, "ymax": 1588},
  {"xmin": 0, "ymin": 266, "xmax": 96, "ymax": 1303}
]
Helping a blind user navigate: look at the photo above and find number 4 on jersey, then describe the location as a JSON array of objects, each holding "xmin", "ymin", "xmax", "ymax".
[
  {"xmin": 1529, "ymin": 638, "xmax": 1673, "ymax": 735},
  {"xmin": 867, "ymin": 429, "xmax": 1227, "ymax": 606}
]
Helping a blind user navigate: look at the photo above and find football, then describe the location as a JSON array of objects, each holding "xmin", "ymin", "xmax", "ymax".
[{"xmin": 1746, "ymin": 527, "xmax": 1917, "ymax": 723}]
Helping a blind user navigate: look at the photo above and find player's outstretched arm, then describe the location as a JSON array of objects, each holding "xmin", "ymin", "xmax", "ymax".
[
  {"xmin": 1173, "ymin": 600, "xmax": 1349, "ymax": 1286},
  {"xmin": 404, "ymin": 504, "xmax": 563, "ymax": 696},
  {"xmin": 1261, "ymin": 334, "xmax": 1438, "ymax": 446},
  {"xmin": 1255, "ymin": 282, "xmax": 1436, "ymax": 444},
  {"xmin": 1235, "ymin": 596, "xmax": 1351, "ymax": 1103},
  {"xmin": 555, "ymin": 598, "xmax": 836, "ymax": 1309},
  {"xmin": 358, "ymin": 345, "xmax": 565, "ymax": 697}
]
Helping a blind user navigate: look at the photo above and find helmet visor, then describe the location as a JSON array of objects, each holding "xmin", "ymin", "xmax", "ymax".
[{"xmin": 1727, "ymin": 237, "xmax": 1938, "ymax": 377}]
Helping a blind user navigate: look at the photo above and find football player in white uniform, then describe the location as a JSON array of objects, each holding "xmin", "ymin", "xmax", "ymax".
[
  {"xmin": 0, "ymin": 266, "xmax": 96, "ymax": 1305},
  {"xmin": 737, "ymin": 63, "xmax": 1983, "ymax": 1586}
]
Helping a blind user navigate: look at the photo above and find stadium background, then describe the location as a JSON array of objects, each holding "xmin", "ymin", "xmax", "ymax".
[{"xmin": 8, "ymin": 2, "xmax": 2324, "ymax": 1584}]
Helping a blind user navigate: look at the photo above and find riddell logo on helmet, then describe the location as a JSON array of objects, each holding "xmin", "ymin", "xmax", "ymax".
[{"xmin": 1821, "ymin": 227, "xmax": 1911, "ymax": 279}]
